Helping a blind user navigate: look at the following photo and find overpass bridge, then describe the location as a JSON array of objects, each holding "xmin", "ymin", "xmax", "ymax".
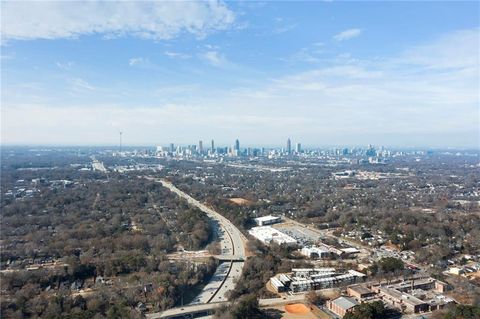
[
  {"xmin": 146, "ymin": 302, "xmax": 222, "ymax": 319},
  {"xmin": 213, "ymin": 255, "xmax": 245, "ymax": 262},
  {"xmin": 146, "ymin": 296, "xmax": 307, "ymax": 319}
]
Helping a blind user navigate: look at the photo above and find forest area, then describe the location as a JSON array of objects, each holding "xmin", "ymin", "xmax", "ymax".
[{"xmin": 1, "ymin": 151, "xmax": 216, "ymax": 318}]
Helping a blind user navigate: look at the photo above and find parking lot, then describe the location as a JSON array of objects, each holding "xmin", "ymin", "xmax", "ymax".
[{"xmin": 272, "ymin": 222, "xmax": 325, "ymax": 246}]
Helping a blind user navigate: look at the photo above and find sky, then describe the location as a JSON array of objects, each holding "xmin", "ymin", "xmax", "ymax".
[{"xmin": 1, "ymin": 1, "xmax": 479, "ymax": 148}]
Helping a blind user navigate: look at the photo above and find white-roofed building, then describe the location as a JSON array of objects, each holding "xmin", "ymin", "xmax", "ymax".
[
  {"xmin": 269, "ymin": 277, "xmax": 286, "ymax": 292},
  {"xmin": 301, "ymin": 246, "xmax": 331, "ymax": 259},
  {"xmin": 254, "ymin": 215, "xmax": 281, "ymax": 226},
  {"xmin": 288, "ymin": 267, "xmax": 366, "ymax": 292},
  {"xmin": 248, "ymin": 226, "xmax": 297, "ymax": 245},
  {"xmin": 341, "ymin": 247, "xmax": 361, "ymax": 255},
  {"xmin": 279, "ymin": 274, "xmax": 292, "ymax": 285}
]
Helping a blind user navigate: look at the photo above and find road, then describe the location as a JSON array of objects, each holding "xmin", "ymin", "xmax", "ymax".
[
  {"xmin": 158, "ymin": 179, "xmax": 246, "ymax": 304},
  {"xmin": 147, "ymin": 295, "xmax": 306, "ymax": 319}
]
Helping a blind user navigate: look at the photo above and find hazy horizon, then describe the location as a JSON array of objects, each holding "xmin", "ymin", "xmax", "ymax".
[
  {"xmin": 1, "ymin": 141, "xmax": 479, "ymax": 151},
  {"xmin": 1, "ymin": 1, "xmax": 479, "ymax": 147}
]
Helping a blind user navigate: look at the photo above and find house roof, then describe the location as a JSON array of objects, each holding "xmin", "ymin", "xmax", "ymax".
[{"xmin": 332, "ymin": 296, "xmax": 359, "ymax": 310}]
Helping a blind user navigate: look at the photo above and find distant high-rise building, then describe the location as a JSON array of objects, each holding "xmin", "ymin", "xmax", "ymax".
[
  {"xmin": 287, "ymin": 138, "xmax": 292, "ymax": 154},
  {"xmin": 295, "ymin": 142, "xmax": 302, "ymax": 153},
  {"xmin": 235, "ymin": 139, "xmax": 240, "ymax": 151},
  {"xmin": 169, "ymin": 143, "xmax": 175, "ymax": 153},
  {"xmin": 211, "ymin": 139, "xmax": 215, "ymax": 152},
  {"xmin": 366, "ymin": 144, "xmax": 376, "ymax": 157},
  {"xmin": 199, "ymin": 140, "xmax": 203, "ymax": 154}
]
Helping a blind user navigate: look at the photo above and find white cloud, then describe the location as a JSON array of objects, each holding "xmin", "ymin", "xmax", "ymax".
[
  {"xmin": 1, "ymin": 1, "xmax": 235, "ymax": 41},
  {"xmin": 201, "ymin": 51, "xmax": 229, "ymax": 67},
  {"xmin": 128, "ymin": 57, "xmax": 160, "ymax": 69},
  {"xmin": 400, "ymin": 28, "xmax": 479, "ymax": 70},
  {"xmin": 272, "ymin": 24, "xmax": 297, "ymax": 35},
  {"xmin": 69, "ymin": 78, "xmax": 96, "ymax": 91},
  {"xmin": 164, "ymin": 51, "xmax": 191, "ymax": 59},
  {"xmin": 56, "ymin": 61, "xmax": 74, "ymax": 70},
  {"xmin": 129, "ymin": 57, "xmax": 146, "ymax": 66},
  {"xmin": 334, "ymin": 28, "xmax": 362, "ymax": 41},
  {"xmin": 2, "ymin": 29, "xmax": 478, "ymax": 147}
]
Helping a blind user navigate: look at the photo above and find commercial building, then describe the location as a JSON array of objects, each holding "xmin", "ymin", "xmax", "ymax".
[
  {"xmin": 393, "ymin": 277, "xmax": 436, "ymax": 292},
  {"xmin": 372, "ymin": 278, "xmax": 453, "ymax": 313},
  {"xmin": 326, "ymin": 296, "xmax": 359, "ymax": 318},
  {"xmin": 347, "ymin": 285, "xmax": 376, "ymax": 300},
  {"xmin": 248, "ymin": 226, "xmax": 297, "ymax": 245},
  {"xmin": 340, "ymin": 247, "xmax": 361, "ymax": 256},
  {"xmin": 295, "ymin": 142, "xmax": 301, "ymax": 153},
  {"xmin": 300, "ymin": 246, "xmax": 330, "ymax": 259},
  {"xmin": 254, "ymin": 215, "xmax": 281, "ymax": 226},
  {"xmin": 375, "ymin": 286, "xmax": 429, "ymax": 313}
]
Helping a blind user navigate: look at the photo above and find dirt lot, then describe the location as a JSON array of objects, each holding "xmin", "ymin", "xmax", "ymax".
[
  {"xmin": 263, "ymin": 304, "xmax": 323, "ymax": 319},
  {"xmin": 228, "ymin": 197, "xmax": 255, "ymax": 205}
]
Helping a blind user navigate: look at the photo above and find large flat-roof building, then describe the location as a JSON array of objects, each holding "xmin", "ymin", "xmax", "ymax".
[
  {"xmin": 347, "ymin": 285, "xmax": 376, "ymax": 300},
  {"xmin": 288, "ymin": 268, "xmax": 366, "ymax": 292},
  {"xmin": 375, "ymin": 286, "xmax": 429, "ymax": 313},
  {"xmin": 248, "ymin": 226, "xmax": 297, "ymax": 245},
  {"xmin": 300, "ymin": 246, "xmax": 330, "ymax": 259},
  {"xmin": 372, "ymin": 278, "xmax": 453, "ymax": 313},
  {"xmin": 269, "ymin": 268, "xmax": 367, "ymax": 294},
  {"xmin": 254, "ymin": 215, "xmax": 281, "ymax": 226}
]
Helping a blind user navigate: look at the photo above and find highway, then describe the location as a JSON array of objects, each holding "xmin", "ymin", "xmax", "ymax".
[
  {"xmin": 147, "ymin": 295, "xmax": 307, "ymax": 319},
  {"xmin": 158, "ymin": 179, "xmax": 246, "ymax": 305}
]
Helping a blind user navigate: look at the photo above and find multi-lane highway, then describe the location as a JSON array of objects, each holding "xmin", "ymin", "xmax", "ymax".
[
  {"xmin": 146, "ymin": 294, "xmax": 307, "ymax": 319},
  {"xmin": 158, "ymin": 179, "xmax": 246, "ymax": 304}
]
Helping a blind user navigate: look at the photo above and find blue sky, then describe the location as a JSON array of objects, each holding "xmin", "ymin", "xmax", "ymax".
[{"xmin": 1, "ymin": 1, "xmax": 479, "ymax": 148}]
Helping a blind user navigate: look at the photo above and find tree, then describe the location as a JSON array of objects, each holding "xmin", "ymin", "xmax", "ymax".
[
  {"xmin": 344, "ymin": 301, "xmax": 386, "ymax": 319},
  {"xmin": 443, "ymin": 304, "xmax": 480, "ymax": 319},
  {"xmin": 306, "ymin": 290, "xmax": 327, "ymax": 306},
  {"xmin": 232, "ymin": 294, "xmax": 262, "ymax": 319},
  {"xmin": 106, "ymin": 303, "xmax": 130, "ymax": 319},
  {"xmin": 378, "ymin": 257, "xmax": 404, "ymax": 273}
]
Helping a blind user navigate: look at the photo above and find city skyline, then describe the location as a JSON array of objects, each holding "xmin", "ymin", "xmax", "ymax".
[{"xmin": 1, "ymin": 1, "xmax": 479, "ymax": 148}]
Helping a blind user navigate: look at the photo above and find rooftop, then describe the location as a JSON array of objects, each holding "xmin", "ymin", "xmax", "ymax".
[
  {"xmin": 348, "ymin": 284, "xmax": 373, "ymax": 295},
  {"xmin": 332, "ymin": 296, "xmax": 359, "ymax": 310},
  {"xmin": 380, "ymin": 287, "xmax": 426, "ymax": 306},
  {"xmin": 248, "ymin": 226, "xmax": 297, "ymax": 244},
  {"xmin": 255, "ymin": 215, "xmax": 281, "ymax": 222}
]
